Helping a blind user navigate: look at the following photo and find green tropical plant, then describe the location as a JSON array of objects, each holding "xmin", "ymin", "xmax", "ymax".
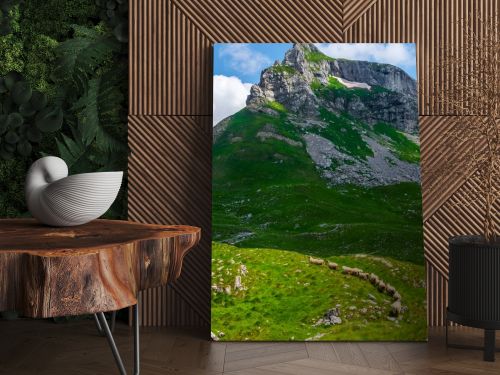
[
  {"xmin": 96, "ymin": 0, "xmax": 128, "ymax": 42},
  {"xmin": 0, "ymin": 71, "xmax": 62, "ymax": 159},
  {"xmin": 0, "ymin": 0, "xmax": 23, "ymax": 36},
  {"xmin": 0, "ymin": 1, "xmax": 128, "ymax": 220},
  {"xmin": 53, "ymin": 25, "xmax": 120, "ymax": 93}
]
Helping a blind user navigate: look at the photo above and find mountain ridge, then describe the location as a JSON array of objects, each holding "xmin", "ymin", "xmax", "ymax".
[{"xmin": 246, "ymin": 43, "xmax": 418, "ymax": 134}]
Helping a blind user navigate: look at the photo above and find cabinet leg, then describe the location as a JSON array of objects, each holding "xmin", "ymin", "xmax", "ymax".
[{"xmin": 484, "ymin": 329, "xmax": 495, "ymax": 362}]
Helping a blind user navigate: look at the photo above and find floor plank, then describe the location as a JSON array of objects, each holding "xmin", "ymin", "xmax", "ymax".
[
  {"xmin": 0, "ymin": 320, "xmax": 498, "ymax": 374},
  {"xmin": 331, "ymin": 342, "xmax": 369, "ymax": 367},
  {"xmin": 305, "ymin": 342, "xmax": 340, "ymax": 362}
]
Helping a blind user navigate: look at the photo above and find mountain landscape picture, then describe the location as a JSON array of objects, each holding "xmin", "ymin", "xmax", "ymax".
[{"xmin": 212, "ymin": 43, "xmax": 426, "ymax": 341}]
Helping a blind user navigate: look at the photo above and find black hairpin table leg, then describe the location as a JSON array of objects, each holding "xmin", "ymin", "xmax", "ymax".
[
  {"xmin": 94, "ymin": 311, "xmax": 117, "ymax": 336},
  {"xmin": 94, "ymin": 304, "xmax": 140, "ymax": 375}
]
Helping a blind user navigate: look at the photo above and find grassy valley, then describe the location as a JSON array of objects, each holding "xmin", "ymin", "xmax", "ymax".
[
  {"xmin": 212, "ymin": 43, "xmax": 423, "ymax": 341},
  {"xmin": 212, "ymin": 242, "xmax": 426, "ymax": 341}
]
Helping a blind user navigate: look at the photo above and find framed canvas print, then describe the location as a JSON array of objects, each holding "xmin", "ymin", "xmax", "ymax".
[{"xmin": 212, "ymin": 43, "xmax": 425, "ymax": 341}]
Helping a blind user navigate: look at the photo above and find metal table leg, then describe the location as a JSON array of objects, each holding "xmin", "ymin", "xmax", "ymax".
[
  {"xmin": 94, "ymin": 311, "xmax": 117, "ymax": 336},
  {"xmin": 94, "ymin": 304, "xmax": 140, "ymax": 375}
]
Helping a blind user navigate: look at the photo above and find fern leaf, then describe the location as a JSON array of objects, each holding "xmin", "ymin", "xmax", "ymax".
[
  {"xmin": 53, "ymin": 25, "xmax": 120, "ymax": 93},
  {"xmin": 72, "ymin": 71, "xmax": 126, "ymax": 153},
  {"xmin": 56, "ymin": 131, "xmax": 92, "ymax": 173}
]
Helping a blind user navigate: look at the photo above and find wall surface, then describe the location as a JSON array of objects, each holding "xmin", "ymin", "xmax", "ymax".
[{"xmin": 129, "ymin": 0, "xmax": 500, "ymax": 328}]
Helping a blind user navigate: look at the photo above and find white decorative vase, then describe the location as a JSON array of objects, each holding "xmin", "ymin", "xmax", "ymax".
[{"xmin": 25, "ymin": 156, "xmax": 123, "ymax": 227}]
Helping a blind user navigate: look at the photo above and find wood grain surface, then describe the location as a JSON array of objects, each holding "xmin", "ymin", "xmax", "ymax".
[{"xmin": 0, "ymin": 219, "xmax": 200, "ymax": 318}]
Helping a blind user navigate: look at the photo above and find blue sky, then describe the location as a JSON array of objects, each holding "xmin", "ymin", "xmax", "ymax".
[{"xmin": 213, "ymin": 43, "xmax": 417, "ymax": 125}]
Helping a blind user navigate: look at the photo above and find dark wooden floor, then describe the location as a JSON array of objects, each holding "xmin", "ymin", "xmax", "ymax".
[{"xmin": 0, "ymin": 319, "xmax": 499, "ymax": 374}]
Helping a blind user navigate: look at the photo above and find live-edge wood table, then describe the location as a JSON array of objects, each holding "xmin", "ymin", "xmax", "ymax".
[{"xmin": 0, "ymin": 219, "xmax": 201, "ymax": 375}]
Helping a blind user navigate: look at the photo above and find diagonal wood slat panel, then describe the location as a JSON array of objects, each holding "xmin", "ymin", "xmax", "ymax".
[
  {"xmin": 128, "ymin": 115, "xmax": 211, "ymax": 327},
  {"xmin": 343, "ymin": 0, "xmax": 379, "ymax": 32},
  {"xmin": 173, "ymin": 0, "xmax": 343, "ymax": 42}
]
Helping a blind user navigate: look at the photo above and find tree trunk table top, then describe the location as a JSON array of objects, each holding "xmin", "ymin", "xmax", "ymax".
[{"xmin": 0, "ymin": 219, "xmax": 201, "ymax": 318}]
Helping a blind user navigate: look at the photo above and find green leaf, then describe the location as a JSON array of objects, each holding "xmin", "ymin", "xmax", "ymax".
[
  {"xmin": 17, "ymin": 141, "xmax": 32, "ymax": 156},
  {"xmin": 3, "ymin": 71, "xmax": 22, "ymax": 90},
  {"xmin": 113, "ymin": 22, "xmax": 128, "ymax": 43},
  {"xmin": 53, "ymin": 25, "xmax": 120, "ymax": 93},
  {"xmin": 0, "ymin": 78, "xmax": 7, "ymax": 94},
  {"xmin": 4, "ymin": 130, "xmax": 19, "ymax": 144},
  {"xmin": 0, "ymin": 148, "xmax": 13, "ymax": 160},
  {"xmin": 35, "ymin": 106, "xmax": 63, "ymax": 132},
  {"xmin": 26, "ymin": 127, "xmax": 42, "ymax": 143},
  {"xmin": 7, "ymin": 112, "xmax": 23, "ymax": 128},
  {"xmin": 72, "ymin": 72, "xmax": 126, "ymax": 152},
  {"xmin": 0, "ymin": 115, "xmax": 7, "ymax": 134},
  {"xmin": 11, "ymin": 81, "xmax": 32, "ymax": 105},
  {"xmin": 2, "ymin": 96, "xmax": 14, "ymax": 114},
  {"xmin": 3, "ymin": 142, "xmax": 15, "ymax": 152},
  {"xmin": 56, "ymin": 131, "xmax": 92, "ymax": 172},
  {"xmin": 30, "ymin": 91, "xmax": 48, "ymax": 111},
  {"xmin": 19, "ymin": 102, "xmax": 36, "ymax": 117}
]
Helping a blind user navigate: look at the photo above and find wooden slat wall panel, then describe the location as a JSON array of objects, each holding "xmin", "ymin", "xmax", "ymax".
[
  {"xmin": 128, "ymin": 115, "xmax": 211, "ymax": 326},
  {"xmin": 130, "ymin": 0, "xmax": 212, "ymax": 115},
  {"xmin": 172, "ymin": 0, "xmax": 344, "ymax": 43},
  {"xmin": 129, "ymin": 0, "xmax": 499, "ymax": 327}
]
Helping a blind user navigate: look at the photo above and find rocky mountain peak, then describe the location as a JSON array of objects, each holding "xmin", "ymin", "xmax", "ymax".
[{"xmin": 246, "ymin": 43, "xmax": 418, "ymax": 134}]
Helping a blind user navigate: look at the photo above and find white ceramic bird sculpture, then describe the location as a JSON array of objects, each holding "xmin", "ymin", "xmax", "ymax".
[{"xmin": 25, "ymin": 156, "xmax": 123, "ymax": 226}]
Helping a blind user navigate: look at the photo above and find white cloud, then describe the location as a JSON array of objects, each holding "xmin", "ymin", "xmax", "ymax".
[
  {"xmin": 218, "ymin": 44, "xmax": 272, "ymax": 75},
  {"xmin": 315, "ymin": 43, "xmax": 415, "ymax": 73},
  {"xmin": 213, "ymin": 75, "xmax": 252, "ymax": 126}
]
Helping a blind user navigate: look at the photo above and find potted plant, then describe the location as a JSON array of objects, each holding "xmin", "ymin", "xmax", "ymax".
[{"xmin": 430, "ymin": 15, "xmax": 500, "ymax": 361}]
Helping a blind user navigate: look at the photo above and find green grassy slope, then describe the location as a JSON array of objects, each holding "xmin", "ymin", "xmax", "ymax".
[
  {"xmin": 213, "ymin": 107, "xmax": 423, "ymax": 264},
  {"xmin": 212, "ymin": 242, "xmax": 427, "ymax": 341}
]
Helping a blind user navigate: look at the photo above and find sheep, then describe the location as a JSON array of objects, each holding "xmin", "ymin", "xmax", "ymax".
[
  {"xmin": 377, "ymin": 280, "xmax": 386, "ymax": 292},
  {"xmin": 343, "ymin": 266, "xmax": 364, "ymax": 276},
  {"xmin": 328, "ymin": 262, "xmax": 338, "ymax": 270},
  {"xmin": 391, "ymin": 300, "xmax": 402, "ymax": 317},
  {"xmin": 359, "ymin": 272, "xmax": 369, "ymax": 280},
  {"xmin": 393, "ymin": 291, "xmax": 401, "ymax": 301},
  {"xmin": 386, "ymin": 284, "xmax": 396, "ymax": 296},
  {"xmin": 309, "ymin": 257, "xmax": 324, "ymax": 265},
  {"xmin": 369, "ymin": 273, "xmax": 379, "ymax": 285}
]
